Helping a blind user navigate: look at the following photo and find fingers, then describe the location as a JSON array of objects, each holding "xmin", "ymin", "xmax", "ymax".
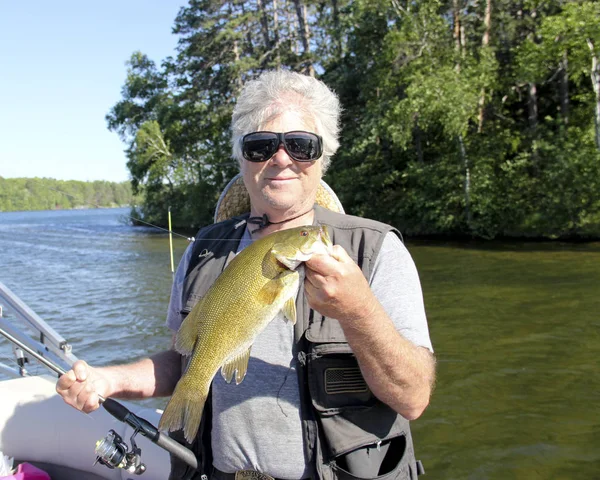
[
  {"xmin": 56, "ymin": 359, "xmax": 88, "ymax": 390},
  {"xmin": 72, "ymin": 359, "xmax": 89, "ymax": 381},
  {"xmin": 329, "ymin": 245, "xmax": 351, "ymax": 262},
  {"xmin": 56, "ymin": 360, "xmax": 101, "ymax": 413},
  {"xmin": 81, "ymin": 389, "xmax": 100, "ymax": 413},
  {"xmin": 304, "ymin": 244, "xmax": 374, "ymax": 322},
  {"xmin": 306, "ymin": 245, "xmax": 351, "ymax": 276}
]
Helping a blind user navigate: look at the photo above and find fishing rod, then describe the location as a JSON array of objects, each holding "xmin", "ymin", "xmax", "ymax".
[{"xmin": 0, "ymin": 326, "xmax": 198, "ymax": 475}]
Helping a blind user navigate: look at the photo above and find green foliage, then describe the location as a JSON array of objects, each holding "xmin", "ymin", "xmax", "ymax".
[
  {"xmin": 107, "ymin": 0, "xmax": 600, "ymax": 239},
  {"xmin": 516, "ymin": 2, "xmax": 600, "ymax": 84},
  {"xmin": 0, "ymin": 177, "xmax": 134, "ymax": 212}
]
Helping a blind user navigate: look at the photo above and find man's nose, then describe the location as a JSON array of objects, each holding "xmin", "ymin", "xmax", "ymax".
[{"xmin": 270, "ymin": 143, "xmax": 293, "ymax": 165}]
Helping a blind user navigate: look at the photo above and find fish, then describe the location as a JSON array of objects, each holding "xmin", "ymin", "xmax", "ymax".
[{"xmin": 158, "ymin": 225, "xmax": 332, "ymax": 442}]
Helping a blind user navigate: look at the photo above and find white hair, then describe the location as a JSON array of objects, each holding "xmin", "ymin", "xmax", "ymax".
[{"xmin": 231, "ymin": 70, "xmax": 342, "ymax": 173}]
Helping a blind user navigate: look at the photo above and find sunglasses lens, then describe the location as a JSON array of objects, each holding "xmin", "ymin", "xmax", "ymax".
[
  {"xmin": 242, "ymin": 133, "xmax": 279, "ymax": 162},
  {"xmin": 284, "ymin": 132, "xmax": 322, "ymax": 161},
  {"xmin": 242, "ymin": 131, "xmax": 322, "ymax": 162}
]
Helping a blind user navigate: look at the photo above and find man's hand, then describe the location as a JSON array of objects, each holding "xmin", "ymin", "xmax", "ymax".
[
  {"xmin": 304, "ymin": 245, "xmax": 378, "ymax": 323},
  {"xmin": 56, "ymin": 360, "xmax": 109, "ymax": 413}
]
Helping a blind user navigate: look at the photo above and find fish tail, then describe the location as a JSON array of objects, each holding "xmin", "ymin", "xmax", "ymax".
[{"xmin": 158, "ymin": 376, "xmax": 207, "ymax": 443}]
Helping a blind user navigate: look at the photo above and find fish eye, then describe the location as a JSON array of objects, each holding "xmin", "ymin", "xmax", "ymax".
[{"xmin": 300, "ymin": 230, "xmax": 309, "ymax": 236}]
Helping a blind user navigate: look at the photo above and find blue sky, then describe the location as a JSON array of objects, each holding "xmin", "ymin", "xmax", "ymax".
[{"xmin": 0, "ymin": 1, "xmax": 184, "ymax": 183}]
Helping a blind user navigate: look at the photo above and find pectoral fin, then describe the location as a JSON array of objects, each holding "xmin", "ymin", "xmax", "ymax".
[
  {"xmin": 221, "ymin": 346, "xmax": 252, "ymax": 385},
  {"xmin": 175, "ymin": 299, "xmax": 204, "ymax": 356},
  {"xmin": 257, "ymin": 269, "xmax": 300, "ymax": 306},
  {"xmin": 282, "ymin": 297, "xmax": 297, "ymax": 325}
]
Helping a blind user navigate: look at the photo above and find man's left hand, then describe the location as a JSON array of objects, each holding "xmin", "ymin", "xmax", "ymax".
[{"xmin": 304, "ymin": 245, "xmax": 378, "ymax": 323}]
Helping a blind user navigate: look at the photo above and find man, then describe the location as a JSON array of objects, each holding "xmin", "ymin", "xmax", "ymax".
[{"xmin": 57, "ymin": 70, "xmax": 435, "ymax": 480}]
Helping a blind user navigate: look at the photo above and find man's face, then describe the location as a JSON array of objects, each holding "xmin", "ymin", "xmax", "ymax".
[{"xmin": 241, "ymin": 110, "xmax": 322, "ymax": 218}]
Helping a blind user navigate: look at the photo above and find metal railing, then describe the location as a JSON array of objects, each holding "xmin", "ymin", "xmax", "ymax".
[{"xmin": 0, "ymin": 281, "xmax": 78, "ymax": 378}]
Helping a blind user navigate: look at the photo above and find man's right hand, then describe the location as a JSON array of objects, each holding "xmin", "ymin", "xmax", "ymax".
[{"xmin": 56, "ymin": 360, "xmax": 109, "ymax": 413}]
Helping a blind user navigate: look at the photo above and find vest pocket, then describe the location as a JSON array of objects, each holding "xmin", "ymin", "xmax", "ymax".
[
  {"xmin": 331, "ymin": 436, "xmax": 415, "ymax": 480},
  {"xmin": 307, "ymin": 342, "xmax": 415, "ymax": 479}
]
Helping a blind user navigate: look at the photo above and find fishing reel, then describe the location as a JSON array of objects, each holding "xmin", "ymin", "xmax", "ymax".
[{"xmin": 95, "ymin": 429, "xmax": 146, "ymax": 475}]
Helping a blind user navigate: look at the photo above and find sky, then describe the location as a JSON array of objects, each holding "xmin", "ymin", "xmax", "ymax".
[{"xmin": 0, "ymin": 1, "xmax": 185, "ymax": 183}]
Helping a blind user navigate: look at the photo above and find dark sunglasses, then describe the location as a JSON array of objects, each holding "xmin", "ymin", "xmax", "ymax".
[{"xmin": 241, "ymin": 130, "xmax": 323, "ymax": 162}]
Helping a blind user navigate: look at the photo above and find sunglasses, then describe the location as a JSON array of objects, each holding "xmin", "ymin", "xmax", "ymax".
[{"xmin": 241, "ymin": 131, "xmax": 323, "ymax": 162}]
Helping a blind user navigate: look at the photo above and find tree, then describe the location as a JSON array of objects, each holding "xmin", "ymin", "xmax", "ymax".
[
  {"xmin": 0, "ymin": 178, "xmax": 133, "ymax": 212},
  {"xmin": 105, "ymin": 0, "xmax": 600, "ymax": 239}
]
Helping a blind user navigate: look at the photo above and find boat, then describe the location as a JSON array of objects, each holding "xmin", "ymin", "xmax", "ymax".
[{"xmin": 0, "ymin": 281, "xmax": 171, "ymax": 480}]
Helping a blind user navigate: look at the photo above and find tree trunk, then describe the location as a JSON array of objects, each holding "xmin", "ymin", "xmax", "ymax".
[
  {"xmin": 240, "ymin": 3, "xmax": 255, "ymax": 57},
  {"xmin": 230, "ymin": 2, "xmax": 243, "ymax": 92},
  {"xmin": 257, "ymin": 0, "xmax": 271, "ymax": 58},
  {"xmin": 587, "ymin": 38, "xmax": 600, "ymax": 150},
  {"xmin": 454, "ymin": 1, "xmax": 470, "ymax": 228},
  {"xmin": 273, "ymin": 0, "xmax": 281, "ymax": 67},
  {"xmin": 528, "ymin": 81, "xmax": 540, "ymax": 174},
  {"xmin": 332, "ymin": 0, "xmax": 342, "ymax": 58},
  {"xmin": 477, "ymin": 0, "xmax": 492, "ymax": 133},
  {"xmin": 453, "ymin": 0, "xmax": 461, "ymax": 59},
  {"xmin": 284, "ymin": 0, "xmax": 297, "ymax": 55},
  {"xmin": 414, "ymin": 114, "xmax": 424, "ymax": 164},
  {"xmin": 559, "ymin": 51, "xmax": 569, "ymax": 125},
  {"xmin": 233, "ymin": 39, "xmax": 242, "ymax": 90},
  {"xmin": 528, "ymin": 82, "xmax": 538, "ymax": 130},
  {"xmin": 459, "ymin": 135, "xmax": 472, "ymax": 228},
  {"xmin": 293, "ymin": 0, "xmax": 314, "ymax": 76}
]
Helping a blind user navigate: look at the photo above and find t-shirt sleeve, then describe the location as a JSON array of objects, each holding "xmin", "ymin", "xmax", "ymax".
[
  {"xmin": 370, "ymin": 232, "xmax": 433, "ymax": 352},
  {"xmin": 165, "ymin": 243, "xmax": 194, "ymax": 332}
]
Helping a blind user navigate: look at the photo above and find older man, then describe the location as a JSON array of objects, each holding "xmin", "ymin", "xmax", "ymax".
[{"xmin": 57, "ymin": 70, "xmax": 435, "ymax": 480}]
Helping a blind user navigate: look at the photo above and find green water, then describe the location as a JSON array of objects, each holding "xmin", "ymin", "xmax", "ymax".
[{"xmin": 408, "ymin": 240, "xmax": 600, "ymax": 479}]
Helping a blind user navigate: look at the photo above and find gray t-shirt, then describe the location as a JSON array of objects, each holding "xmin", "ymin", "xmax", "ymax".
[{"xmin": 166, "ymin": 228, "xmax": 432, "ymax": 478}]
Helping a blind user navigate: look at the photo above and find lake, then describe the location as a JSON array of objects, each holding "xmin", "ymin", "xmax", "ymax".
[{"xmin": 0, "ymin": 208, "xmax": 598, "ymax": 479}]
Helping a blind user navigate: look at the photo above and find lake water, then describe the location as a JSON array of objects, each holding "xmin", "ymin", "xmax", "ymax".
[{"xmin": 0, "ymin": 208, "xmax": 598, "ymax": 479}]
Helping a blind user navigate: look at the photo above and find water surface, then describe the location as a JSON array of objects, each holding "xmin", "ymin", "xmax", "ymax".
[
  {"xmin": 0, "ymin": 209, "xmax": 598, "ymax": 478},
  {"xmin": 0, "ymin": 208, "xmax": 188, "ymax": 379},
  {"xmin": 408, "ymin": 240, "xmax": 600, "ymax": 479}
]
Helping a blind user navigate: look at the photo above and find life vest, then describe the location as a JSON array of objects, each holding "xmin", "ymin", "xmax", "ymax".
[{"xmin": 168, "ymin": 206, "xmax": 423, "ymax": 479}]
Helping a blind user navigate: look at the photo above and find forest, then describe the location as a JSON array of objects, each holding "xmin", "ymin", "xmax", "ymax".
[
  {"xmin": 0, "ymin": 177, "xmax": 134, "ymax": 212},
  {"xmin": 106, "ymin": 0, "xmax": 600, "ymax": 239}
]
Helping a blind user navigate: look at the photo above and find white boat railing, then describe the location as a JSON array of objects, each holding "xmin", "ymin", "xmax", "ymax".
[{"xmin": 0, "ymin": 281, "xmax": 78, "ymax": 378}]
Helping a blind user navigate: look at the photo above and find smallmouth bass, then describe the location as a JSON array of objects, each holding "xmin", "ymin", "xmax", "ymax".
[{"xmin": 158, "ymin": 225, "xmax": 332, "ymax": 442}]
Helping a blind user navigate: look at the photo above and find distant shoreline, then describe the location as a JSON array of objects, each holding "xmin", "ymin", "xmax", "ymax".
[{"xmin": 0, "ymin": 205, "xmax": 130, "ymax": 214}]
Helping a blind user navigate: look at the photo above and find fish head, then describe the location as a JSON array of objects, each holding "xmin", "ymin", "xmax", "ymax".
[{"xmin": 271, "ymin": 225, "xmax": 333, "ymax": 270}]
